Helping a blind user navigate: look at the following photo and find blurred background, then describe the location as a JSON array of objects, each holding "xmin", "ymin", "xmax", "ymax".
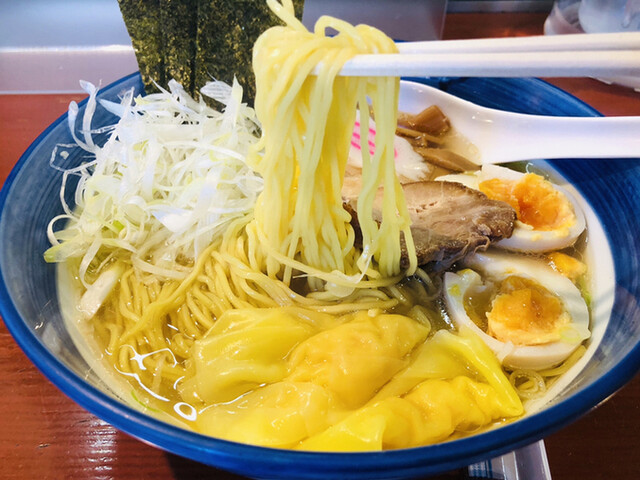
[
  {"xmin": 2, "ymin": 0, "xmax": 638, "ymax": 93},
  {"xmin": 1, "ymin": 0, "xmax": 558, "ymax": 93}
]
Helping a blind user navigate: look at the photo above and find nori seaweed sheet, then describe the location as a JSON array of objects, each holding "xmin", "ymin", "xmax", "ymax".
[
  {"xmin": 160, "ymin": 0, "xmax": 198, "ymax": 94},
  {"xmin": 118, "ymin": 0, "xmax": 304, "ymax": 104},
  {"xmin": 195, "ymin": 0, "xmax": 303, "ymax": 106},
  {"xmin": 118, "ymin": 0, "xmax": 165, "ymax": 93}
]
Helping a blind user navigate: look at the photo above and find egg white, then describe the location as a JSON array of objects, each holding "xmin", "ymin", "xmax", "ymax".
[
  {"xmin": 443, "ymin": 250, "xmax": 590, "ymax": 370},
  {"xmin": 437, "ymin": 165, "xmax": 586, "ymax": 253}
]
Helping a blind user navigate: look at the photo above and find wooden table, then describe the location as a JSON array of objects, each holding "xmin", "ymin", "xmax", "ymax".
[{"xmin": 1, "ymin": 12, "xmax": 639, "ymax": 480}]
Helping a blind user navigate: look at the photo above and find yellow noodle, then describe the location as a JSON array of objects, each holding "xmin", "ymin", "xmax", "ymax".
[
  {"xmin": 249, "ymin": 0, "xmax": 417, "ymax": 287},
  {"xmin": 171, "ymin": 333, "xmax": 193, "ymax": 359}
]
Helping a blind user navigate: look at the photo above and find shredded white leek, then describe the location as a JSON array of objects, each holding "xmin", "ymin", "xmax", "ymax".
[{"xmin": 45, "ymin": 78, "xmax": 263, "ymax": 286}]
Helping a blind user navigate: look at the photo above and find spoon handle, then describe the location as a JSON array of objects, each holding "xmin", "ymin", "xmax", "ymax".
[{"xmin": 483, "ymin": 115, "xmax": 640, "ymax": 163}]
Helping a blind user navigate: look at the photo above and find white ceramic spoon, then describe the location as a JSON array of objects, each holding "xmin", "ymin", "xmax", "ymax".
[{"xmin": 398, "ymin": 80, "xmax": 640, "ymax": 164}]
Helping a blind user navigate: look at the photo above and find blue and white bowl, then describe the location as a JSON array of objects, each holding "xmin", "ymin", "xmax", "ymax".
[{"xmin": 1, "ymin": 73, "xmax": 639, "ymax": 479}]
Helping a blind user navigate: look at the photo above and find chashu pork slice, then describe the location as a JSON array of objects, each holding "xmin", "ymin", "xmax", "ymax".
[{"xmin": 343, "ymin": 179, "xmax": 516, "ymax": 271}]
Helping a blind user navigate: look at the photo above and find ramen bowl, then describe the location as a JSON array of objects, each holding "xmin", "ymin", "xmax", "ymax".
[{"xmin": 1, "ymin": 73, "xmax": 639, "ymax": 479}]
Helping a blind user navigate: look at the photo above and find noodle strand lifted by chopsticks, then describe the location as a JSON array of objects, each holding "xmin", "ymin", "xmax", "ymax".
[{"xmin": 249, "ymin": 0, "xmax": 417, "ymax": 289}]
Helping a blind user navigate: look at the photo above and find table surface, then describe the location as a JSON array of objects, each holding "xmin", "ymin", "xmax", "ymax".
[{"xmin": 1, "ymin": 11, "xmax": 640, "ymax": 480}]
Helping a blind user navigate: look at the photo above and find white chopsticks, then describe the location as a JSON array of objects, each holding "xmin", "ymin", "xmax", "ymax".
[
  {"xmin": 324, "ymin": 32, "xmax": 640, "ymax": 78},
  {"xmin": 395, "ymin": 32, "xmax": 640, "ymax": 54}
]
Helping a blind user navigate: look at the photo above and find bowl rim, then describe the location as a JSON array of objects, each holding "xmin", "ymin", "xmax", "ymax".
[{"xmin": 1, "ymin": 72, "xmax": 640, "ymax": 478}]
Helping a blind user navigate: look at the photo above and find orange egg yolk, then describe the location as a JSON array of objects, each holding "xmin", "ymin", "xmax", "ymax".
[
  {"xmin": 479, "ymin": 173, "xmax": 575, "ymax": 231},
  {"xmin": 485, "ymin": 276, "xmax": 569, "ymax": 346},
  {"xmin": 547, "ymin": 252, "xmax": 587, "ymax": 282}
]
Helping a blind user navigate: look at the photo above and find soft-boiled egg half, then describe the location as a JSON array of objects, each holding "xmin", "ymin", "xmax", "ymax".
[
  {"xmin": 443, "ymin": 250, "xmax": 590, "ymax": 370},
  {"xmin": 438, "ymin": 164, "xmax": 586, "ymax": 252}
]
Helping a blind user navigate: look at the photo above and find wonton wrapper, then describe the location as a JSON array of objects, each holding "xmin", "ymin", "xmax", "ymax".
[{"xmin": 189, "ymin": 310, "xmax": 522, "ymax": 450}]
